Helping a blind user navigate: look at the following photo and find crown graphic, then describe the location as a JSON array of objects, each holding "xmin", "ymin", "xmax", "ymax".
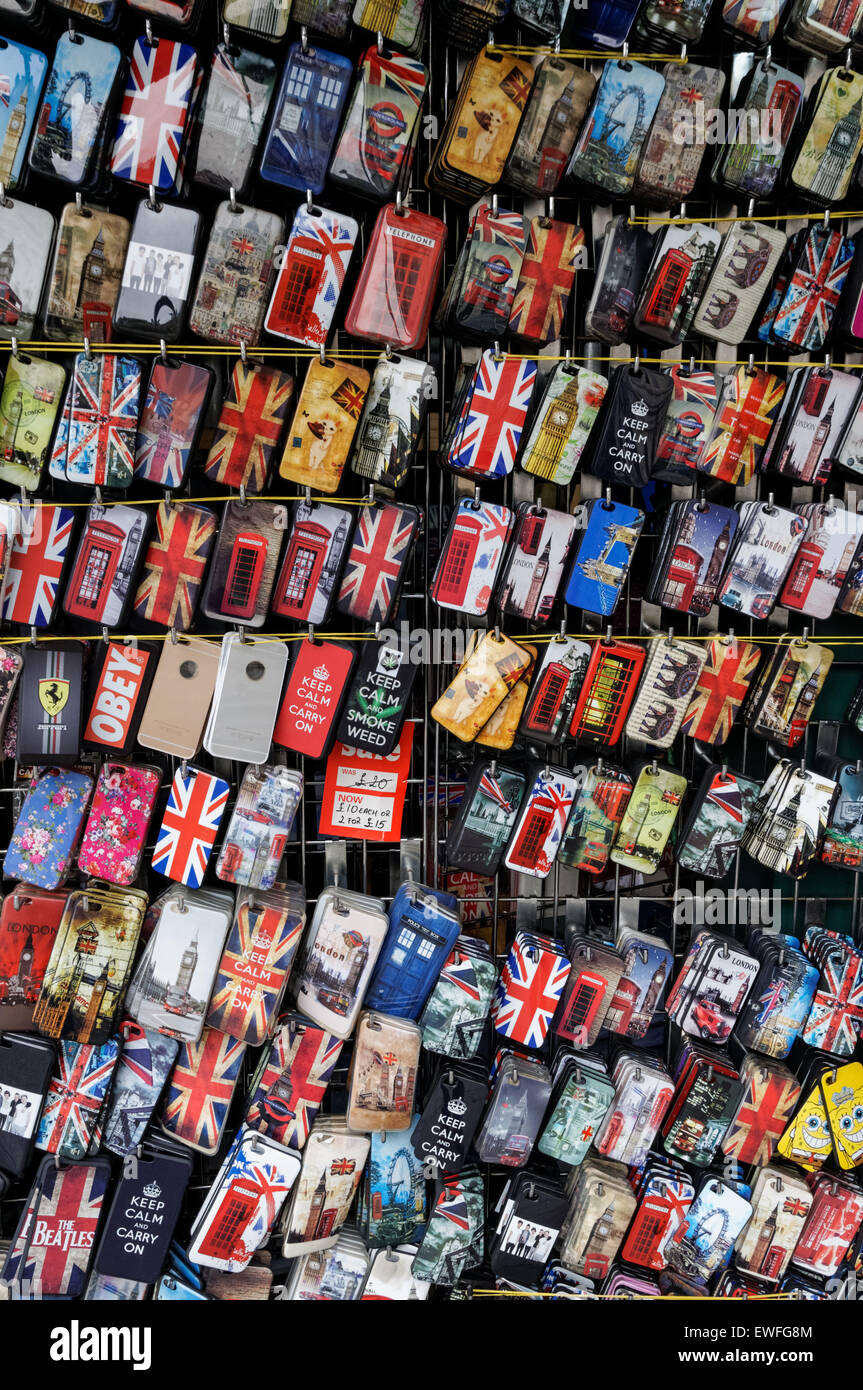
[
  {"xmin": 447, "ymin": 1096, "xmax": 468, "ymax": 1116},
  {"xmin": 313, "ymin": 664, "xmax": 330, "ymax": 681},
  {"xmin": 143, "ymin": 1181, "xmax": 162, "ymax": 1199},
  {"xmin": 630, "ymin": 399, "xmax": 649, "ymax": 419}
]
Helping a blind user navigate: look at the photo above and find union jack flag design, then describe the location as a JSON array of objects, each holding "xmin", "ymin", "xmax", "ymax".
[
  {"xmin": 722, "ymin": 1062, "xmax": 801, "ymax": 1166},
  {"xmin": 192, "ymin": 1128, "xmax": 299, "ymax": 1270},
  {"xmin": 36, "ymin": 1040, "xmax": 119, "ymax": 1160},
  {"xmin": 435, "ymin": 1182, "xmax": 470, "ymax": 1231},
  {"xmin": 152, "ymin": 766, "xmax": 230, "ymax": 889},
  {"xmin": 52, "ymin": 354, "xmax": 141, "ymax": 488},
  {"xmin": 134, "ymin": 360, "xmax": 211, "ymax": 488},
  {"xmin": 204, "ymin": 361, "xmax": 294, "ymax": 492},
  {"xmin": 267, "ymin": 207, "xmax": 357, "ymax": 347},
  {"xmin": 622, "ymin": 1173, "xmax": 694, "ymax": 1270},
  {"xmin": 492, "ymin": 932, "xmax": 570, "ymax": 1049},
  {"xmin": 479, "ymin": 772, "xmax": 515, "ymax": 815},
  {"xmin": 336, "ymin": 500, "xmax": 418, "ymax": 623},
  {"xmin": 699, "ymin": 367, "xmax": 785, "ymax": 485},
  {"xmin": 346, "ymin": 47, "xmax": 426, "ymax": 185},
  {"xmin": 509, "ymin": 218, "xmax": 584, "ymax": 344},
  {"xmin": 2, "ymin": 503, "xmax": 75, "ymax": 627},
  {"xmin": 655, "ymin": 366, "xmax": 719, "ymax": 473},
  {"xmin": 161, "ymin": 1027, "xmax": 246, "ymax": 1155},
  {"xmin": 447, "ymin": 351, "xmax": 536, "ymax": 480},
  {"xmin": 681, "ymin": 638, "xmax": 762, "ymax": 745},
  {"xmin": 102, "ymin": 1024, "xmax": 179, "ymax": 1157},
  {"xmin": 505, "ymin": 770, "xmax": 576, "ymax": 877},
  {"xmin": 110, "ymin": 36, "xmax": 199, "ymax": 192},
  {"xmin": 245, "ymin": 1017, "xmax": 343, "ymax": 1149},
  {"xmin": 768, "ymin": 229, "xmax": 855, "ymax": 352},
  {"xmin": 802, "ymin": 944, "xmax": 863, "ymax": 1056},
  {"xmin": 3, "ymin": 1159, "xmax": 109, "ymax": 1298},
  {"xmin": 437, "ymin": 947, "xmax": 483, "ymax": 1003},
  {"xmin": 132, "ymin": 501, "xmax": 216, "ymax": 631},
  {"xmin": 206, "ymin": 900, "xmax": 304, "ymax": 1045}
]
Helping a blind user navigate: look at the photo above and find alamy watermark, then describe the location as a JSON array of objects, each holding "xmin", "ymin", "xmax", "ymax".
[
  {"xmin": 674, "ymin": 881, "xmax": 782, "ymax": 929},
  {"xmin": 673, "ymin": 101, "xmax": 782, "ymax": 153}
]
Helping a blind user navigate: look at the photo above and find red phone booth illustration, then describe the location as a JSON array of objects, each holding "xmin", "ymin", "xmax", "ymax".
[{"xmin": 222, "ymin": 531, "xmax": 268, "ymax": 619}]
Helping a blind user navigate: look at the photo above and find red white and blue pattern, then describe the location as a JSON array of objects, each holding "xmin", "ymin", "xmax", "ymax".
[
  {"xmin": 110, "ymin": 37, "xmax": 198, "ymax": 192},
  {"xmin": 439, "ymin": 948, "xmax": 482, "ymax": 1002},
  {"xmin": 103, "ymin": 1025, "xmax": 179, "ymax": 1157},
  {"xmin": 152, "ymin": 767, "xmax": 229, "ymax": 888},
  {"xmin": 3, "ymin": 1161, "xmax": 109, "ymax": 1298},
  {"xmin": 162, "ymin": 1028, "xmax": 246, "ymax": 1155},
  {"xmin": 53, "ymin": 354, "xmax": 141, "ymax": 488},
  {"xmin": 435, "ymin": 1182, "xmax": 470, "ymax": 1230},
  {"xmin": 802, "ymin": 942, "xmax": 863, "ymax": 1056},
  {"xmin": 2, "ymin": 503, "xmax": 75, "ymax": 627},
  {"xmin": 770, "ymin": 229, "xmax": 855, "ymax": 351},
  {"xmin": 35, "ymin": 1040, "xmax": 119, "ymax": 1160},
  {"xmin": 447, "ymin": 351, "xmax": 536, "ymax": 480},
  {"xmin": 336, "ymin": 500, "xmax": 416, "ymax": 623},
  {"xmin": 206, "ymin": 901, "xmax": 304, "ymax": 1045},
  {"xmin": 479, "ymin": 772, "xmax": 515, "ymax": 814},
  {"xmin": 269, "ymin": 206, "xmax": 357, "ymax": 347},
  {"xmin": 245, "ymin": 1019, "xmax": 343, "ymax": 1149},
  {"xmin": 492, "ymin": 933, "xmax": 570, "ymax": 1049}
]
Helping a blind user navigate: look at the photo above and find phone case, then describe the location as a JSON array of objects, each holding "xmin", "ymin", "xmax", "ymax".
[
  {"xmin": 193, "ymin": 44, "xmax": 277, "ymax": 195},
  {"xmin": 245, "ymin": 1013, "xmax": 343, "ymax": 1150},
  {"xmin": 190, "ymin": 1126, "xmax": 300, "ymax": 1272},
  {"xmin": 680, "ymin": 636, "xmax": 761, "ymax": 746},
  {"xmin": 77, "ymin": 764, "xmax": 161, "ymax": 887},
  {"xmin": 279, "ymin": 358, "xmax": 369, "ymax": 494},
  {"xmin": 63, "ymin": 503, "xmax": 149, "ymax": 629},
  {"xmin": 215, "ymin": 764, "xmax": 303, "ymax": 891},
  {"xmin": 36, "ymin": 1040, "xmax": 119, "ymax": 1157},
  {"xmin": 101, "ymin": 1023, "xmax": 179, "ymax": 1157},
  {"xmin": 611, "ymin": 764, "xmax": 687, "ymax": 874},
  {"xmin": 0, "ymin": 354, "xmax": 66, "ymax": 493},
  {"xmin": 634, "ymin": 223, "xmax": 720, "ymax": 346},
  {"xmin": 494, "ymin": 934, "xmax": 569, "ymax": 1048},
  {"xmin": 0, "ymin": 1034, "xmax": 54, "ymax": 1174},
  {"xmin": 0, "ymin": 37, "xmax": 48, "ymax": 192},
  {"xmin": 521, "ymin": 365, "xmax": 607, "ymax": 487},
  {"xmin": 201, "ymin": 498, "xmax": 283, "ymax": 626},
  {"xmin": 30, "ymin": 32, "xmax": 121, "ymax": 188},
  {"xmin": 634, "ymin": 63, "xmax": 724, "ymax": 206},
  {"xmin": 718, "ymin": 502, "xmax": 805, "ymax": 618},
  {"xmin": 137, "ymin": 634, "xmax": 220, "ymax": 758},
  {"xmin": 722, "ymin": 1056, "xmax": 802, "ymax": 1167},
  {"xmin": 677, "ymin": 767, "xmax": 761, "ymax": 881},
  {"xmin": 271, "ymin": 500, "xmax": 353, "ymax": 625},
  {"xmin": 351, "ymin": 353, "xmax": 432, "ymax": 492},
  {"xmin": 15, "ymin": 644, "xmax": 83, "ymax": 764},
  {"xmin": 503, "ymin": 766, "xmax": 579, "ymax": 880},
  {"xmin": 758, "ymin": 226, "xmax": 854, "ymax": 352},
  {"xmin": 151, "ymin": 765, "xmax": 229, "ymax": 889},
  {"xmin": 505, "ymin": 58, "xmax": 595, "ymax": 197},
  {"xmin": 558, "ymin": 764, "xmax": 633, "ymax": 874},
  {"xmin": 431, "ymin": 499, "xmax": 513, "ymax": 616},
  {"xmin": 565, "ymin": 59, "xmax": 665, "ymax": 196},
  {"xmin": 189, "ymin": 201, "xmax": 283, "ymax": 346},
  {"xmin": 45, "ymin": 203, "xmax": 130, "ymax": 341},
  {"xmin": 790, "ymin": 67, "xmax": 863, "ymax": 203},
  {"xmin": 329, "ymin": 45, "xmax": 426, "ymax": 200},
  {"xmin": 335, "ymin": 500, "xmax": 420, "ymax": 626},
  {"xmin": 509, "ymin": 216, "xmax": 584, "ymax": 345},
  {"xmin": 161, "ymin": 1027, "xmax": 246, "ymax": 1154},
  {"xmin": 294, "ymin": 894, "xmax": 389, "ymax": 1039},
  {"xmin": 110, "ymin": 35, "xmax": 200, "ymax": 192},
  {"xmin": 6, "ymin": 767, "xmax": 93, "ymax": 890},
  {"xmin": 692, "ymin": 222, "xmax": 787, "ymax": 344},
  {"xmin": 207, "ymin": 890, "xmax": 305, "ymax": 1046},
  {"xmin": 344, "ymin": 203, "xmax": 446, "ymax": 349},
  {"xmin": 2, "ymin": 1155, "xmax": 112, "ymax": 1297},
  {"xmin": 260, "ymin": 42, "xmax": 352, "ymax": 193},
  {"xmin": 432, "ymin": 632, "xmax": 531, "ymax": 743},
  {"xmin": 265, "ymin": 205, "xmax": 357, "ymax": 348},
  {"xmin": 209, "ymin": 629, "xmax": 286, "ymax": 757},
  {"xmin": 346, "ymin": 1012, "xmax": 421, "ymax": 1131},
  {"xmin": 113, "ymin": 199, "xmax": 200, "ymax": 342},
  {"xmin": 569, "ymin": 639, "xmax": 646, "ymax": 746},
  {"xmin": 444, "ymin": 350, "xmax": 536, "ymax": 481},
  {"xmin": 714, "ymin": 61, "xmax": 803, "ymax": 199}
]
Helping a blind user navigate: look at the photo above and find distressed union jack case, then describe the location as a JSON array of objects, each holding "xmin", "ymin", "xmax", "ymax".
[
  {"xmin": 35, "ymin": 1040, "xmax": 119, "ymax": 1159},
  {"xmin": 132, "ymin": 501, "xmax": 216, "ymax": 632},
  {"xmin": 329, "ymin": 45, "xmax": 427, "ymax": 201},
  {"xmin": 335, "ymin": 500, "xmax": 420, "ymax": 626},
  {"xmin": 151, "ymin": 765, "xmax": 230, "ymax": 888},
  {"xmin": 444, "ymin": 350, "xmax": 536, "ymax": 482},
  {"xmin": 698, "ymin": 367, "xmax": 786, "ymax": 486},
  {"xmin": 190, "ymin": 1125, "xmax": 300, "ymax": 1272},
  {"xmin": 204, "ymin": 360, "xmax": 294, "ymax": 494},
  {"xmin": 279, "ymin": 358, "xmax": 369, "ymax": 495},
  {"xmin": 260, "ymin": 42, "xmax": 353, "ymax": 193},
  {"xmin": 206, "ymin": 887, "xmax": 305, "ymax": 1046},
  {"xmin": 161, "ymin": 1027, "xmax": 246, "ymax": 1155},
  {"xmin": 492, "ymin": 932, "xmax": 569, "ymax": 1048},
  {"xmin": 245, "ymin": 1013, "xmax": 343, "ymax": 1150},
  {"xmin": 50, "ymin": 353, "xmax": 141, "ymax": 488},
  {"xmin": 110, "ymin": 35, "xmax": 201, "ymax": 193},
  {"xmin": 133, "ymin": 359, "xmax": 213, "ymax": 489},
  {"xmin": 2, "ymin": 1155, "xmax": 111, "ymax": 1299},
  {"xmin": 265, "ymin": 205, "xmax": 357, "ymax": 348},
  {"xmin": 681, "ymin": 636, "xmax": 762, "ymax": 746},
  {"xmin": 722, "ymin": 1056, "xmax": 801, "ymax": 1167},
  {"xmin": 758, "ymin": 225, "xmax": 855, "ymax": 352},
  {"xmin": 344, "ymin": 203, "xmax": 446, "ymax": 350},
  {"xmin": 509, "ymin": 216, "xmax": 584, "ymax": 345}
]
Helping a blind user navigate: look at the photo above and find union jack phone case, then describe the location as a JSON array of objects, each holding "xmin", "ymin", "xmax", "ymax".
[
  {"xmin": 722, "ymin": 1055, "xmax": 802, "ymax": 1167},
  {"xmin": 205, "ymin": 360, "xmax": 294, "ymax": 494},
  {"xmin": 265, "ymin": 204, "xmax": 357, "ymax": 348},
  {"xmin": 503, "ymin": 766, "xmax": 578, "ymax": 880},
  {"xmin": 110, "ymin": 34, "xmax": 200, "ymax": 193},
  {"xmin": 509, "ymin": 216, "xmax": 584, "ymax": 345},
  {"xmin": 134, "ymin": 360, "xmax": 213, "ymax": 489},
  {"xmin": 680, "ymin": 636, "xmax": 761, "ymax": 746},
  {"xmin": 444, "ymin": 350, "xmax": 536, "ymax": 481},
  {"xmin": 344, "ymin": 203, "xmax": 446, "ymax": 350},
  {"xmin": 161, "ymin": 1026, "xmax": 246, "ymax": 1154},
  {"xmin": 329, "ymin": 45, "xmax": 426, "ymax": 201},
  {"xmin": 50, "ymin": 352, "xmax": 141, "ymax": 487},
  {"xmin": 132, "ymin": 501, "xmax": 216, "ymax": 633},
  {"xmin": 279, "ymin": 358, "xmax": 369, "ymax": 494},
  {"xmin": 758, "ymin": 225, "xmax": 855, "ymax": 352},
  {"xmin": 207, "ymin": 886, "xmax": 305, "ymax": 1047},
  {"xmin": 245, "ymin": 1012, "xmax": 343, "ymax": 1150},
  {"xmin": 151, "ymin": 765, "xmax": 229, "ymax": 888},
  {"xmin": 431, "ymin": 498, "xmax": 513, "ymax": 617},
  {"xmin": 2, "ymin": 1154, "xmax": 111, "ymax": 1298},
  {"xmin": 335, "ymin": 500, "xmax": 420, "ymax": 626},
  {"xmin": 36, "ymin": 1040, "xmax": 119, "ymax": 1158},
  {"xmin": 101, "ymin": 1021, "xmax": 179, "ymax": 1157}
]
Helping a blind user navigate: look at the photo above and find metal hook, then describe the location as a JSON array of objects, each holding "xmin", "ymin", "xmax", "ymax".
[
  {"xmin": 240, "ymin": 339, "xmax": 247, "ymax": 364},
  {"xmin": 160, "ymin": 338, "xmax": 168, "ymax": 364},
  {"xmin": 229, "ymin": 185, "xmax": 239, "ymax": 214}
]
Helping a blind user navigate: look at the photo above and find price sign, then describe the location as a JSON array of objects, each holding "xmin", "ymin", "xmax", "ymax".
[{"xmin": 319, "ymin": 722, "xmax": 415, "ymax": 843}]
